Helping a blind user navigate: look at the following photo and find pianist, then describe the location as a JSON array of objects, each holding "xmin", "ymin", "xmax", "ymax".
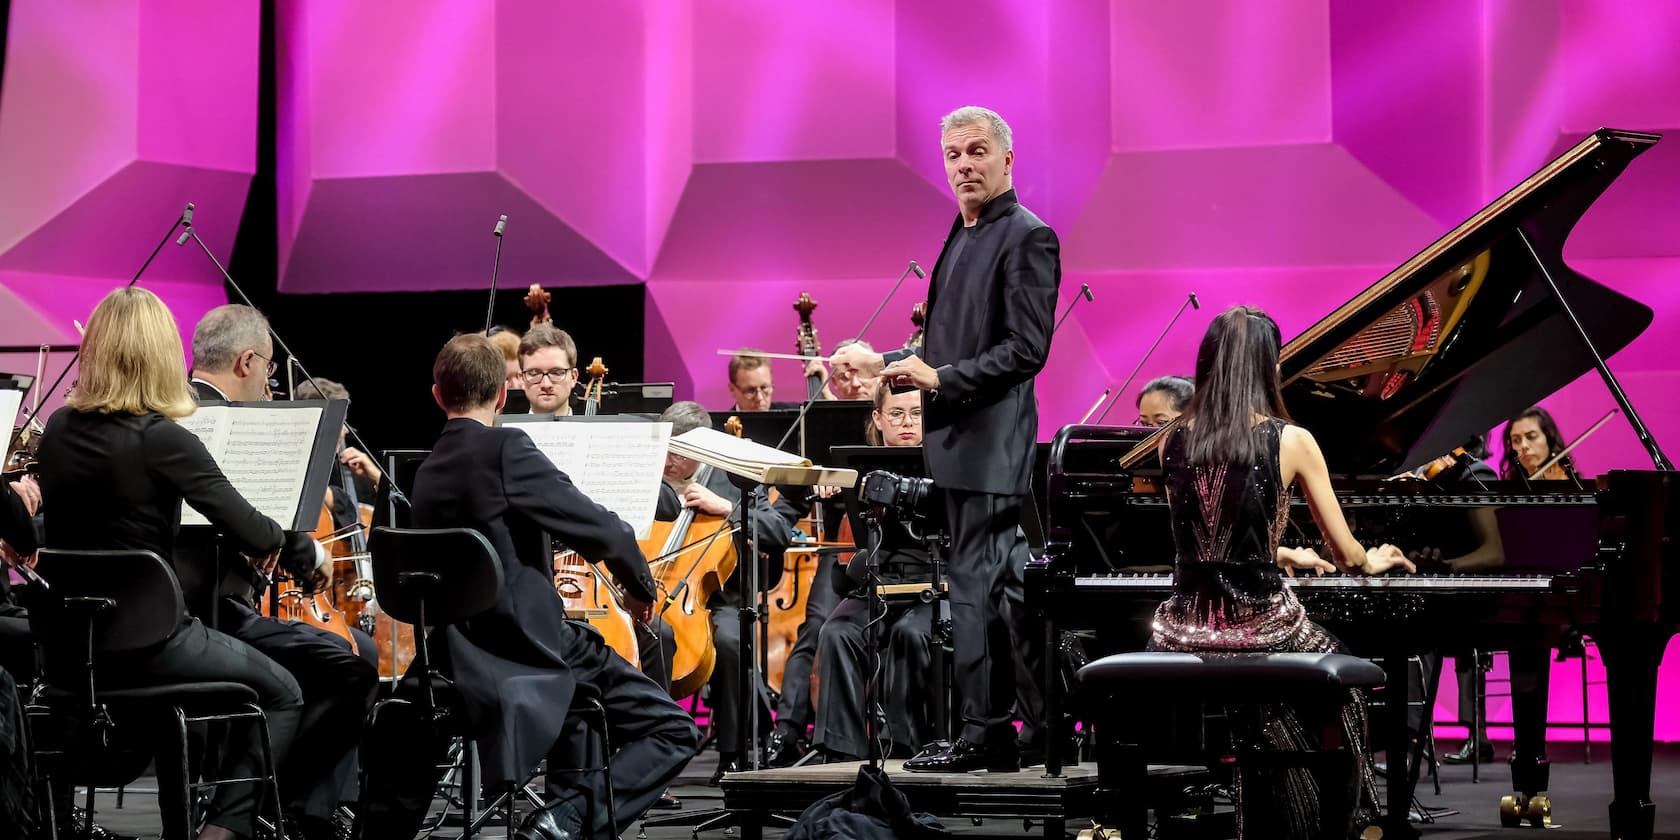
[{"xmin": 1147, "ymin": 306, "xmax": 1413, "ymax": 837}]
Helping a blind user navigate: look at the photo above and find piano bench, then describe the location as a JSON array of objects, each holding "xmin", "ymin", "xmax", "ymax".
[{"xmin": 1076, "ymin": 652, "xmax": 1384, "ymax": 838}]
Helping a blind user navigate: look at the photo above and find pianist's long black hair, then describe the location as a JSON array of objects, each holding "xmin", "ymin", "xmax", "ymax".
[{"xmin": 1183, "ymin": 306, "xmax": 1292, "ymax": 466}]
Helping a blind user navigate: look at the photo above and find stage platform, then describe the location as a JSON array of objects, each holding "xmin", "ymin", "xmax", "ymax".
[{"xmin": 716, "ymin": 758, "xmax": 1207, "ymax": 840}]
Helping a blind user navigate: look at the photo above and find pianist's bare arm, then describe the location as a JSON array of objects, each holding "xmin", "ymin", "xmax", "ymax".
[{"xmin": 1279, "ymin": 424, "xmax": 1415, "ymax": 575}]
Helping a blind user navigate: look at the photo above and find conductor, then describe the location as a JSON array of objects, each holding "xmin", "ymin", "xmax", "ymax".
[{"xmin": 830, "ymin": 105, "xmax": 1060, "ymax": 772}]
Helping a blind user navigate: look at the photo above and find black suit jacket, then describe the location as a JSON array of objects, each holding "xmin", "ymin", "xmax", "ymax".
[
  {"xmin": 409, "ymin": 418, "xmax": 656, "ymax": 784},
  {"xmin": 883, "ymin": 189, "xmax": 1061, "ymax": 495},
  {"xmin": 37, "ymin": 407, "xmax": 315, "ymax": 621}
]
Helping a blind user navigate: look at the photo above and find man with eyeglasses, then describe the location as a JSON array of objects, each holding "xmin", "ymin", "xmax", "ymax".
[
  {"xmin": 187, "ymin": 304, "xmax": 379, "ymax": 840},
  {"xmin": 727, "ymin": 351, "xmax": 792, "ymax": 411},
  {"xmin": 518, "ymin": 324, "xmax": 581, "ymax": 416}
]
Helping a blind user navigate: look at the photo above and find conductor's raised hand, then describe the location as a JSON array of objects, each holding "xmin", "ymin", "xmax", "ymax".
[
  {"xmin": 829, "ymin": 344, "xmax": 885, "ymax": 378},
  {"xmin": 880, "ymin": 355, "xmax": 939, "ymax": 391}
]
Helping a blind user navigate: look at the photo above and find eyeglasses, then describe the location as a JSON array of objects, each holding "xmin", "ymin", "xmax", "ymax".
[
  {"xmin": 882, "ymin": 408, "xmax": 922, "ymax": 425},
  {"xmin": 250, "ymin": 351, "xmax": 277, "ymax": 378},
  {"xmin": 735, "ymin": 385, "xmax": 773, "ymax": 398},
  {"xmin": 521, "ymin": 368, "xmax": 574, "ymax": 383}
]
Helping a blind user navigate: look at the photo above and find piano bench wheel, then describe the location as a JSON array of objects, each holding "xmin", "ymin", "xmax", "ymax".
[
  {"xmin": 1500, "ymin": 794, "xmax": 1525, "ymax": 827},
  {"xmin": 1526, "ymin": 794, "xmax": 1553, "ymax": 828}
]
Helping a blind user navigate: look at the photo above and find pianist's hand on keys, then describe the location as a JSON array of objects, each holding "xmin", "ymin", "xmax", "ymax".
[{"xmin": 1360, "ymin": 543, "xmax": 1415, "ymax": 575}]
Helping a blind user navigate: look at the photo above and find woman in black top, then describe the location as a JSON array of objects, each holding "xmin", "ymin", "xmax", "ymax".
[
  {"xmin": 1152, "ymin": 307, "xmax": 1413, "ymax": 838},
  {"xmin": 38, "ymin": 287, "xmax": 308, "ymax": 840}
]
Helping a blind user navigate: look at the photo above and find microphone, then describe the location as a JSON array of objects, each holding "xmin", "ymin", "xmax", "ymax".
[
  {"xmin": 176, "ymin": 230, "xmax": 191, "ymax": 246},
  {"xmin": 181, "ymin": 202, "xmax": 195, "ymax": 228},
  {"xmin": 483, "ymin": 213, "xmax": 508, "ymax": 334},
  {"xmin": 910, "ymin": 261, "xmax": 926, "ymax": 279},
  {"xmin": 1052, "ymin": 283, "xmax": 1094, "ymax": 336},
  {"xmin": 1094, "ymin": 291, "xmax": 1202, "ymax": 424}
]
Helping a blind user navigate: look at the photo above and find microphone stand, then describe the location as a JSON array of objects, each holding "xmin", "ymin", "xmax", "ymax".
[
  {"xmin": 179, "ymin": 223, "xmax": 411, "ymax": 509},
  {"xmin": 483, "ymin": 214, "xmax": 508, "ymax": 334},
  {"xmin": 13, "ymin": 204, "xmax": 192, "ymax": 435},
  {"xmin": 1094, "ymin": 292, "xmax": 1199, "ymax": 424}
]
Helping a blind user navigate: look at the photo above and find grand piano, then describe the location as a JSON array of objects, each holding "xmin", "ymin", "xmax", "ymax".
[{"xmin": 1026, "ymin": 128, "xmax": 1676, "ymax": 840}]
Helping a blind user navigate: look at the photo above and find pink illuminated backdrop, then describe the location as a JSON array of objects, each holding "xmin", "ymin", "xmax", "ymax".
[{"xmin": 3, "ymin": 0, "xmax": 1679, "ymax": 739}]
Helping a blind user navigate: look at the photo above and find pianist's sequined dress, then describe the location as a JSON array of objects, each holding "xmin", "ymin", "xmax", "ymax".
[{"xmin": 1149, "ymin": 418, "xmax": 1379, "ymax": 838}]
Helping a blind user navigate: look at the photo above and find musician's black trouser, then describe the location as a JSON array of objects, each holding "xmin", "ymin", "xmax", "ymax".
[
  {"xmin": 708, "ymin": 607, "xmax": 773, "ymax": 756},
  {"xmin": 221, "ymin": 598, "xmax": 378, "ymax": 820},
  {"xmin": 772, "ymin": 551, "xmax": 843, "ymax": 731},
  {"xmin": 811, "ymin": 597, "xmax": 941, "ymax": 759},
  {"xmin": 359, "ymin": 626, "xmax": 699, "ymax": 840},
  {"xmin": 944, "ymin": 489, "xmax": 1044, "ymax": 746}
]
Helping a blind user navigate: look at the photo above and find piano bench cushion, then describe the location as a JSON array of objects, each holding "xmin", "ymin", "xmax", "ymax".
[{"xmin": 1077, "ymin": 652, "xmax": 1385, "ymax": 697}]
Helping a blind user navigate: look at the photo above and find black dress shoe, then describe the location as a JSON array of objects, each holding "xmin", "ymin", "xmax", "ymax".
[
  {"xmin": 653, "ymin": 789, "xmax": 683, "ymax": 810},
  {"xmin": 709, "ymin": 752, "xmax": 747, "ymax": 785},
  {"xmin": 514, "ymin": 803, "xmax": 582, "ymax": 840},
  {"xmin": 764, "ymin": 725, "xmax": 810, "ymax": 768},
  {"xmin": 65, "ymin": 809, "xmax": 137, "ymax": 840},
  {"xmin": 1442, "ymin": 741, "xmax": 1495, "ymax": 764},
  {"xmin": 902, "ymin": 737, "xmax": 1019, "ymax": 773}
]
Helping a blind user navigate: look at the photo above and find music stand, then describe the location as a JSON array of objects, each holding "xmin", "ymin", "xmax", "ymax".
[{"xmin": 594, "ymin": 381, "xmax": 674, "ymax": 417}]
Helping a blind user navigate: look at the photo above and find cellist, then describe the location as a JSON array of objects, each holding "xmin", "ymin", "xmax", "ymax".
[
  {"xmin": 654, "ymin": 401, "xmax": 795, "ymax": 782},
  {"xmin": 185, "ymin": 304, "xmax": 378, "ymax": 840}
]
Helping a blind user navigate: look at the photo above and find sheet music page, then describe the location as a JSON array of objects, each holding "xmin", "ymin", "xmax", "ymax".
[
  {"xmin": 510, "ymin": 421, "xmax": 671, "ymax": 539},
  {"xmin": 671, "ymin": 426, "xmax": 809, "ymax": 469},
  {"xmin": 0, "ymin": 389, "xmax": 22, "ymax": 464},
  {"xmin": 180, "ymin": 406, "xmax": 323, "ymax": 527}
]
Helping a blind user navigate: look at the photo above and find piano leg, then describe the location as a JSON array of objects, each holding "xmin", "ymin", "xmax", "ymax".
[
  {"xmin": 1504, "ymin": 646, "xmax": 1552, "ymax": 827},
  {"xmin": 1378, "ymin": 646, "xmax": 1421, "ymax": 840},
  {"xmin": 1595, "ymin": 624, "xmax": 1669, "ymax": 840},
  {"xmin": 1043, "ymin": 612, "xmax": 1064, "ymax": 777}
]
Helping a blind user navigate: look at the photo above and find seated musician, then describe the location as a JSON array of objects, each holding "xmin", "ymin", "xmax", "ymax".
[
  {"xmin": 808, "ymin": 383, "xmax": 942, "ymax": 762},
  {"xmin": 727, "ymin": 351, "xmax": 792, "ymax": 411},
  {"xmin": 361, "ymin": 334, "xmax": 698, "ymax": 840},
  {"xmin": 1134, "ymin": 375, "xmax": 1193, "ymax": 427},
  {"xmin": 1502, "ymin": 406, "xmax": 1582, "ymax": 482},
  {"xmin": 189, "ymin": 304, "xmax": 379, "ymax": 840},
  {"xmin": 1, "ymin": 475, "xmax": 40, "ymax": 682},
  {"xmin": 37, "ymin": 288, "xmax": 320, "ymax": 840},
  {"xmin": 654, "ymin": 401, "xmax": 793, "ymax": 780},
  {"xmin": 802, "ymin": 338, "xmax": 881, "ymax": 401},
  {"xmin": 488, "ymin": 326, "xmax": 524, "ymax": 391},
  {"xmin": 1149, "ymin": 306, "xmax": 1413, "ymax": 837},
  {"xmin": 518, "ymin": 324, "xmax": 581, "ymax": 416},
  {"xmin": 291, "ymin": 377, "xmax": 381, "ymax": 528}
]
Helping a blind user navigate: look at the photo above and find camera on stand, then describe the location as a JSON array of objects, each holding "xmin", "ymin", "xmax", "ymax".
[{"xmin": 858, "ymin": 469, "xmax": 936, "ymax": 522}]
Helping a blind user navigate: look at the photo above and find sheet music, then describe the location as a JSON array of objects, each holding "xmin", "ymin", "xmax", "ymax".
[
  {"xmin": 0, "ymin": 389, "xmax": 22, "ymax": 464},
  {"xmin": 179, "ymin": 405, "xmax": 324, "ymax": 528},
  {"xmin": 510, "ymin": 420, "xmax": 671, "ymax": 539}
]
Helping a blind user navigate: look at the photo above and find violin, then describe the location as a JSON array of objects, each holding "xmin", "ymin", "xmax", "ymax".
[
  {"xmin": 641, "ymin": 463, "xmax": 738, "ymax": 699},
  {"xmin": 794, "ymin": 292, "xmax": 823, "ymax": 401},
  {"xmin": 907, "ymin": 301, "xmax": 927, "ymax": 350}
]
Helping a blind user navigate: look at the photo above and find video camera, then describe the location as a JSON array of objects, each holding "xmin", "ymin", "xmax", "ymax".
[{"xmin": 859, "ymin": 469, "xmax": 936, "ymax": 521}]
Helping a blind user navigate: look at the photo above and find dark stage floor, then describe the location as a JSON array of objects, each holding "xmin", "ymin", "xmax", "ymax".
[{"xmin": 77, "ymin": 740, "xmax": 1680, "ymax": 838}]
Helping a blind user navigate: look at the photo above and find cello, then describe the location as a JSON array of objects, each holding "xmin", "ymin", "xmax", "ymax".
[
  {"xmin": 324, "ymin": 467, "xmax": 416, "ymax": 681},
  {"xmin": 641, "ymin": 463, "xmax": 738, "ymax": 699}
]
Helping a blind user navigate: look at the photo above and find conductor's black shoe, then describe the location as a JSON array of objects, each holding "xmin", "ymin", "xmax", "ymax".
[
  {"xmin": 903, "ymin": 737, "xmax": 1019, "ymax": 773},
  {"xmin": 1443, "ymin": 741, "xmax": 1495, "ymax": 764},
  {"xmin": 513, "ymin": 802, "xmax": 582, "ymax": 840},
  {"xmin": 764, "ymin": 724, "xmax": 809, "ymax": 768}
]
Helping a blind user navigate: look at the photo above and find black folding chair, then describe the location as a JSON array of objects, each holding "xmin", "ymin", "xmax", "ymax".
[
  {"xmin": 26, "ymin": 549, "xmax": 285, "ymax": 840},
  {"xmin": 363, "ymin": 526, "xmax": 616, "ymax": 838}
]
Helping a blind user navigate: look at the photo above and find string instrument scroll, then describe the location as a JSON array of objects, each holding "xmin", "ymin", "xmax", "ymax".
[{"xmin": 794, "ymin": 293, "xmax": 824, "ymax": 401}]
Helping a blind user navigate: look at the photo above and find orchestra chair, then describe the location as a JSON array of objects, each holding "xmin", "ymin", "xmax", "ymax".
[
  {"xmin": 362, "ymin": 527, "xmax": 617, "ymax": 839},
  {"xmin": 25, "ymin": 549, "xmax": 285, "ymax": 840},
  {"xmin": 1078, "ymin": 651, "xmax": 1385, "ymax": 840}
]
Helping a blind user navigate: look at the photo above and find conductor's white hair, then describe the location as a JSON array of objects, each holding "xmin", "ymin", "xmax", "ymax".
[{"xmin": 940, "ymin": 106, "xmax": 1012, "ymax": 151}]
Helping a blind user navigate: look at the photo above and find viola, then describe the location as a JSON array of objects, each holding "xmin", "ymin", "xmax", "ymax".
[{"xmin": 641, "ymin": 464, "xmax": 738, "ymax": 699}]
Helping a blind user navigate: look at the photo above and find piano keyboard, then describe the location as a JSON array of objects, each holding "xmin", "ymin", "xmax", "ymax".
[{"xmin": 1073, "ymin": 573, "xmax": 1556, "ymax": 591}]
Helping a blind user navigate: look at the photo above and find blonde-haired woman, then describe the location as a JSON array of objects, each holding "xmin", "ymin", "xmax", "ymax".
[{"xmin": 39, "ymin": 287, "xmax": 312, "ymax": 840}]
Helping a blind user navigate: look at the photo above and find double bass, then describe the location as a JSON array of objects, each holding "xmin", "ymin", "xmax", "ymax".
[{"xmin": 641, "ymin": 463, "xmax": 738, "ymax": 699}]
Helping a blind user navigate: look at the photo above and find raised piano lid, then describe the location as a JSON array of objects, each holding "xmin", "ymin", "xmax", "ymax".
[{"xmin": 1278, "ymin": 128, "xmax": 1659, "ymax": 476}]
